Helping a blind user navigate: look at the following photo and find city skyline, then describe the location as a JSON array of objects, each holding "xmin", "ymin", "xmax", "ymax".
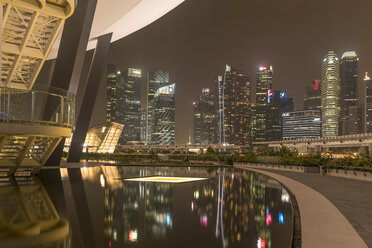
[{"xmin": 104, "ymin": 0, "xmax": 372, "ymax": 143}]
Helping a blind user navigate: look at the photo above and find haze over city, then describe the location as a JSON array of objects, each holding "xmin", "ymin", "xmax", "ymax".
[{"xmin": 100, "ymin": 0, "xmax": 372, "ymax": 143}]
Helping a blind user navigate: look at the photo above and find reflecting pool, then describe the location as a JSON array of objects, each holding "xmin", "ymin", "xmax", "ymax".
[{"xmin": 0, "ymin": 166, "xmax": 294, "ymax": 248}]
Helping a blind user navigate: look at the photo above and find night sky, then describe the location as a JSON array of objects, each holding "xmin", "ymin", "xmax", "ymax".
[{"xmin": 95, "ymin": 0, "xmax": 372, "ymax": 144}]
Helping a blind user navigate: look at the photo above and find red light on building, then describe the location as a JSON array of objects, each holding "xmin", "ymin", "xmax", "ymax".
[
  {"xmin": 266, "ymin": 213, "xmax": 272, "ymax": 226},
  {"xmin": 312, "ymin": 80, "xmax": 320, "ymax": 90}
]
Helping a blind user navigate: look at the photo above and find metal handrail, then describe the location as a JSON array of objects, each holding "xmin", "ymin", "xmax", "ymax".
[{"xmin": 0, "ymin": 86, "xmax": 75, "ymax": 128}]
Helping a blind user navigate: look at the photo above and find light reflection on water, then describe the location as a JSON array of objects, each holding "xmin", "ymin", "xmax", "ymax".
[
  {"xmin": 0, "ymin": 166, "xmax": 293, "ymax": 248},
  {"xmin": 73, "ymin": 166, "xmax": 293, "ymax": 248}
]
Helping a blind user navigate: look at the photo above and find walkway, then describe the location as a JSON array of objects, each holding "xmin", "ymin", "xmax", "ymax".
[{"xmin": 237, "ymin": 166, "xmax": 372, "ymax": 247}]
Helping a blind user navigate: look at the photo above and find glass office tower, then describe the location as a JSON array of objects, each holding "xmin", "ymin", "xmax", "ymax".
[
  {"xmin": 150, "ymin": 83, "xmax": 175, "ymax": 145},
  {"xmin": 340, "ymin": 51, "xmax": 360, "ymax": 135},
  {"xmin": 218, "ymin": 64, "xmax": 251, "ymax": 145},
  {"xmin": 252, "ymin": 66, "xmax": 273, "ymax": 142},
  {"xmin": 193, "ymin": 88, "xmax": 217, "ymax": 145},
  {"xmin": 267, "ymin": 91, "xmax": 294, "ymax": 141},
  {"xmin": 321, "ymin": 51, "xmax": 340, "ymax": 137},
  {"xmin": 121, "ymin": 68, "xmax": 142, "ymax": 144},
  {"xmin": 106, "ymin": 64, "xmax": 123, "ymax": 123},
  {"xmin": 304, "ymin": 80, "xmax": 322, "ymax": 110},
  {"xmin": 146, "ymin": 70, "xmax": 171, "ymax": 144}
]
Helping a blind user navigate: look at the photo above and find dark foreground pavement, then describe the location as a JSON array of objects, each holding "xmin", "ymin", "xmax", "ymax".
[{"xmin": 256, "ymin": 169, "xmax": 372, "ymax": 247}]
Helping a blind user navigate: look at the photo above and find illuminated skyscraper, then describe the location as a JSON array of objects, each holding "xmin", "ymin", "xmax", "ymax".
[
  {"xmin": 121, "ymin": 68, "xmax": 142, "ymax": 144},
  {"xmin": 364, "ymin": 73, "xmax": 372, "ymax": 133},
  {"xmin": 321, "ymin": 51, "xmax": 340, "ymax": 137},
  {"xmin": 267, "ymin": 91, "xmax": 294, "ymax": 141},
  {"xmin": 146, "ymin": 70, "xmax": 171, "ymax": 144},
  {"xmin": 150, "ymin": 83, "xmax": 175, "ymax": 145},
  {"xmin": 106, "ymin": 64, "xmax": 123, "ymax": 123},
  {"xmin": 193, "ymin": 88, "xmax": 217, "ymax": 145},
  {"xmin": 252, "ymin": 66, "xmax": 273, "ymax": 142},
  {"xmin": 218, "ymin": 65, "xmax": 251, "ymax": 145},
  {"xmin": 304, "ymin": 80, "xmax": 321, "ymax": 110},
  {"xmin": 340, "ymin": 51, "xmax": 360, "ymax": 135}
]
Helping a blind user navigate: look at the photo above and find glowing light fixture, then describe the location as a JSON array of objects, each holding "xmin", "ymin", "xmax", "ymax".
[
  {"xmin": 100, "ymin": 174, "xmax": 105, "ymax": 188},
  {"xmin": 279, "ymin": 212, "xmax": 284, "ymax": 224},
  {"xmin": 124, "ymin": 176, "xmax": 208, "ymax": 183}
]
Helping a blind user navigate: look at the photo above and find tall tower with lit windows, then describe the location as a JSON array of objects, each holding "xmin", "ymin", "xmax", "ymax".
[
  {"xmin": 217, "ymin": 65, "xmax": 251, "ymax": 145},
  {"xmin": 252, "ymin": 66, "xmax": 273, "ymax": 142},
  {"xmin": 106, "ymin": 64, "xmax": 123, "ymax": 123},
  {"xmin": 321, "ymin": 51, "xmax": 340, "ymax": 137},
  {"xmin": 340, "ymin": 51, "xmax": 361, "ymax": 135}
]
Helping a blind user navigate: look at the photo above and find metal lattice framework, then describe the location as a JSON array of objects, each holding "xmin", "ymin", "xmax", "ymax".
[{"xmin": 1, "ymin": 0, "xmax": 75, "ymax": 90}]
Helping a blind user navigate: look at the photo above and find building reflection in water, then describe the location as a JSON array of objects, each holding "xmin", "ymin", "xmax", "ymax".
[
  {"xmin": 0, "ymin": 176, "xmax": 69, "ymax": 248},
  {"xmin": 79, "ymin": 166, "xmax": 294, "ymax": 248}
]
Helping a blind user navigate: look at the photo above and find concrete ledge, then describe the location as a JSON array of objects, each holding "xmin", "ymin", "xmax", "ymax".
[
  {"xmin": 234, "ymin": 162, "xmax": 320, "ymax": 173},
  {"xmin": 324, "ymin": 168, "xmax": 372, "ymax": 182},
  {"xmin": 235, "ymin": 165, "xmax": 367, "ymax": 248}
]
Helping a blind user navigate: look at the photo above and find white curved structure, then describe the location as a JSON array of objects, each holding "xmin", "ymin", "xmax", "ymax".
[
  {"xmin": 48, "ymin": 0, "xmax": 184, "ymax": 59},
  {"xmin": 1, "ymin": 0, "xmax": 184, "ymax": 90}
]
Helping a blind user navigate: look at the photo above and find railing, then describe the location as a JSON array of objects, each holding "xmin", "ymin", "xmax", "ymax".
[{"xmin": 0, "ymin": 85, "xmax": 75, "ymax": 128}]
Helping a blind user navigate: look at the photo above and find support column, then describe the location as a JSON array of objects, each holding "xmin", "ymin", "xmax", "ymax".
[
  {"xmin": 315, "ymin": 145, "xmax": 322, "ymax": 155},
  {"xmin": 358, "ymin": 146, "xmax": 368, "ymax": 156},
  {"xmin": 45, "ymin": 0, "xmax": 98, "ymax": 166},
  {"xmin": 307, "ymin": 146, "xmax": 313, "ymax": 154},
  {"xmin": 368, "ymin": 144, "xmax": 372, "ymax": 155},
  {"xmin": 67, "ymin": 33, "xmax": 113, "ymax": 162},
  {"xmin": 273, "ymin": 146, "xmax": 280, "ymax": 153}
]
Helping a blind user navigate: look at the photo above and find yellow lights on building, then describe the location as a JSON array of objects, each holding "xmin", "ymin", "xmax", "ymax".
[
  {"xmin": 65, "ymin": 122, "xmax": 124, "ymax": 153},
  {"xmin": 124, "ymin": 176, "xmax": 208, "ymax": 183},
  {"xmin": 321, "ymin": 51, "xmax": 340, "ymax": 137}
]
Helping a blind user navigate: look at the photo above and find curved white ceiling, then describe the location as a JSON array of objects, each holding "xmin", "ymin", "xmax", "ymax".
[{"xmin": 47, "ymin": 0, "xmax": 184, "ymax": 59}]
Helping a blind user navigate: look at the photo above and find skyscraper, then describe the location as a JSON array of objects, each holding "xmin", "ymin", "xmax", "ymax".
[
  {"xmin": 121, "ymin": 68, "xmax": 142, "ymax": 144},
  {"xmin": 304, "ymin": 80, "xmax": 321, "ymax": 110},
  {"xmin": 151, "ymin": 83, "xmax": 175, "ymax": 145},
  {"xmin": 252, "ymin": 66, "xmax": 273, "ymax": 142},
  {"xmin": 106, "ymin": 64, "xmax": 123, "ymax": 123},
  {"xmin": 146, "ymin": 70, "xmax": 170, "ymax": 144},
  {"xmin": 218, "ymin": 65, "xmax": 251, "ymax": 145},
  {"xmin": 321, "ymin": 51, "xmax": 340, "ymax": 137},
  {"xmin": 364, "ymin": 73, "xmax": 372, "ymax": 133},
  {"xmin": 147, "ymin": 70, "xmax": 175, "ymax": 145},
  {"xmin": 267, "ymin": 91, "xmax": 294, "ymax": 141},
  {"xmin": 193, "ymin": 88, "xmax": 217, "ymax": 145},
  {"xmin": 340, "ymin": 51, "xmax": 359, "ymax": 135}
]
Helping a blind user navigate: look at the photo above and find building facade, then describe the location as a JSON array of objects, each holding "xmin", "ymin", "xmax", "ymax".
[
  {"xmin": 193, "ymin": 88, "xmax": 217, "ymax": 145},
  {"xmin": 121, "ymin": 68, "xmax": 142, "ymax": 144},
  {"xmin": 146, "ymin": 70, "xmax": 171, "ymax": 144},
  {"xmin": 150, "ymin": 83, "xmax": 176, "ymax": 145},
  {"xmin": 282, "ymin": 110, "xmax": 321, "ymax": 139},
  {"xmin": 267, "ymin": 91, "xmax": 294, "ymax": 141},
  {"xmin": 252, "ymin": 66, "xmax": 273, "ymax": 142},
  {"xmin": 365, "ymin": 73, "xmax": 372, "ymax": 133},
  {"xmin": 321, "ymin": 51, "xmax": 340, "ymax": 137},
  {"xmin": 106, "ymin": 64, "xmax": 123, "ymax": 123},
  {"xmin": 218, "ymin": 65, "xmax": 251, "ymax": 145},
  {"xmin": 304, "ymin": 80, "xmax": 321, "ymax": 110},
  {"xmin": 340, "ymin": 51, "xmax": 359, "ymax": 135}
]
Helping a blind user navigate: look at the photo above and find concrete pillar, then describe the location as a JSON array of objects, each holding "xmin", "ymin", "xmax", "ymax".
[
  {"xmin": 45, "ymin": 0, "xmax": 98, "ymax": 166},
  {"xmin": 273, "ymin": 146, "xmax": 280, "ymax": 153},
  {"xmin": 368, "ymin": 144, "xmax": 372, "ymax": 155},
  {"xmin": 359, "ymin": 146, "xmax": 368, "ymax": 156},
  {"xmin": 67, "ymin": 33, "xmax": 113, "ymax": 162},
  {"xmin": 315, "ymin": 145, "xmax": 322, "ymax": 155},
  {"xmin": 307, "ymin": 146, "xmax": 313, "ymax": 154}
]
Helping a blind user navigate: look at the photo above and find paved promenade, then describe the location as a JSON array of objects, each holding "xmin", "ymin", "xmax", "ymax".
[{"xmin": 239, "ymin": 167, "xmax": 372, "ymax": 247}]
